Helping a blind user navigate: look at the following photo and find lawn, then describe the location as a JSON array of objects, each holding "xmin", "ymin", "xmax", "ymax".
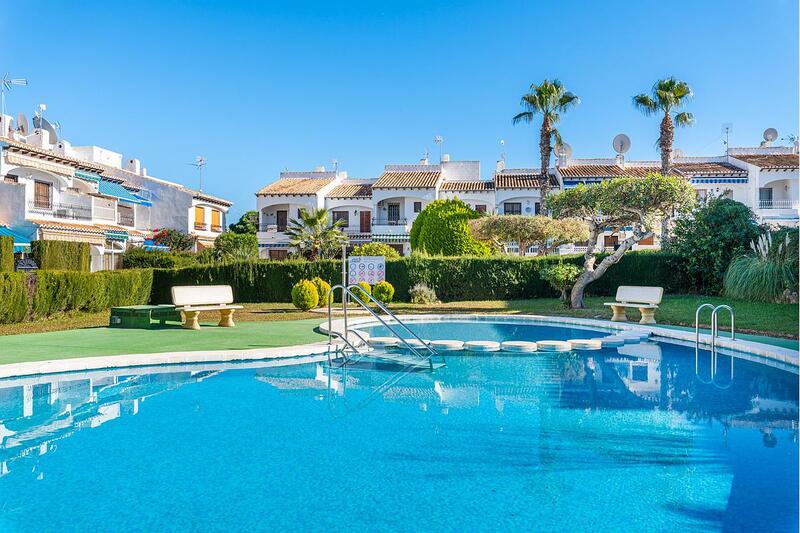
[{"xmin": 0, "ymin": 295, "xmax": 796, "ymax": 338}]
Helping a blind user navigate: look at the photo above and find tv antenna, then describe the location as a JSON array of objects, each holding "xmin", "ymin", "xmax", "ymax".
[
  {"xmin": 434, "ymin": 135, "xmax": 444, "ymax": 161},
  {"xmin": 0, "ymin": 73, "xmax": 27, "ymax": 119},
  {"xmin": 186, "ymin": 156, "xmax": 207, "ymax": 192},
  {"xmin": 499, "ymin": 139, "xmax": 506, "ymax": 161},
  {"xmin": 721, "ymin": 123, "xmax": 733, "ymax": 151},
  {"xmin": 332, "ymin": 158, "xmax": 339, "ymax": 173}
]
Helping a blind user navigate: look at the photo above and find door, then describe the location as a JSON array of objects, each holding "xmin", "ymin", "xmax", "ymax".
[
  {"xmin": 759, "ymin": 187, "xmax": 773, "ymax": 209},
  {"xmin": 211, "ymin": 209, "xmax": 222, "ymax": 232},
  {"xmin": 269, "ymin": 249, "xmax": 288, "ymax": 261},
  {"xmin": 276, "ymin": 210, "xmax": 288, "ymax": 231},
  {"xmin": 360, "ymin": 211, "xmax": 371, "ymax": 232},
  {"xmin": 604, "ymin": 235, "xmax": 619, "ymax": 248},
  {"xmin": 34, "ymin": 181, "xmax": 51, "ymax": 209},
  {"xmin": 194, "ymin": 206, "xmax": 206, "ymax": 230},
  {"xmin": 387, "ymin": 203, "xmax": 400, "ymax": 224}
]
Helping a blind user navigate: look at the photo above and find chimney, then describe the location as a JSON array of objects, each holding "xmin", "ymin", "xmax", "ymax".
[
  {"xmin": 495, "ymin": 159, "xmax": 505, "ymax": 172},
  {"xmin": 441, "ymin": 153, "xmax": 450, "ymax": 163},
  {"xmin": 615, "ymin": 154, "xmax": 625, "ymax": 167},
  {"xmin": 0, "ymin": 115, "xmax": 10, "ymax": 137},
  {"xmin": 314, "ymin": 165, "xmax": 326, "ymax": 172},
  {"xmin": 420, "ymin": 156, "xmax": 429, "ymax": 165},
  {"xmin": 124, "ymin": 158, "xmax": 142, "ymax": 175}
]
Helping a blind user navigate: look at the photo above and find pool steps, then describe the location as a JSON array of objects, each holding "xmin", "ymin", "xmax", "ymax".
[{"xmin": 365, "ymin": 331, "xmax": 651, "ymax": 353}]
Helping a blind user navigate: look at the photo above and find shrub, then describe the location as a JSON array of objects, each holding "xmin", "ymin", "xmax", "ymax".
[
  {"xmin": 351, "ymin": 242, "xmax": 401, "ymax": 259},
  {"xmin": 409, "ymin": 283, "xmax": 438, "ymax": 304},
  {"xmin": 310, "ymin": 277, "xmax": 332, "ymax": 307},
  {"xmin": 152, "ymin": 228, "xmax": 196, "ymax": 251},
  {"xmin": 410, "ymin": 198, "xmax": 490, "ymax": 256},
  {"xmin": 214, "ymin": 232, "xmax": 258, "ymax": 261},
  {"xmin": 122, "ymin": 247, "xmax": 178, "ymax": 269},
  {"xmin": 670, "ymin": 199, "xmax": 760, "ymax": 294},
  {"xmin": 723, "ymin": 232, "xmax": 799, "ymax": 302},
  {"xmin": 540, "ymin": 262, "xmax": 582, "ymax": 303},
  {"xmin": 0, "ymin": 273, "xmax": 29, "ymax": 323},
  {"xmin": 291, "ymin": 280, "xmax": 319, "ymax": 310},
  {"xmin": 351, "ymin": 281, "xmax": 371, "ymax": 302},
  {"xmin": 0, "ymin": 235, "xmax": 14, "ymax": 272},
  {"xmin": 31, "ymin": 240, "xmax": 91, "ymax": 271},
  {"xmin": 372, "ymin": 280, "xmax": 395, "ymax": 303},
  {"xmin": 228, "ymin": 210, "xmax": 259, "ymax": 234}
]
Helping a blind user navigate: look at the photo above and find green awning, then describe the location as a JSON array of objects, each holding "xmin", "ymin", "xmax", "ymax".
[
  {"xmin": 74, "ymin": 171, "xmax": 102, "ymax": 182},
  {"xmin": 105, "ymin": 230, "xmax": 129, "ymax": 242}
]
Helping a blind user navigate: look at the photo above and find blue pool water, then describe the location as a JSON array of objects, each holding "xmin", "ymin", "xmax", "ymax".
[{"xmin": 0, "ymin": 325, "xmax": 797, "ymax": 532}]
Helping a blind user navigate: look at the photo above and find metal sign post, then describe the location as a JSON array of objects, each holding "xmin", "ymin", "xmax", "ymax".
[{"xmin": 341, "ymin": 244, "xmax": 348, "ymax": 336}]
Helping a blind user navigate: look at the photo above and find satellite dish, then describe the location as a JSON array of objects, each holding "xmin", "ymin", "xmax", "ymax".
[
  {"xmin": 554, "ymin": 142, "xmax": 572, "ymax": 159},
  {"xmin": 612, "ymin": 134, "xmax": 631, "ymax": 154},
  {"xmin": 763, "ymin": 128, "xmax": 778, "ymax": 142},
  {"xmin": 16, "ymin": 112, "xmax": 28, "ymax": 135},
  {"xmin": 33, "ymin": 115, "xmax": 58, "ymax": 143}
]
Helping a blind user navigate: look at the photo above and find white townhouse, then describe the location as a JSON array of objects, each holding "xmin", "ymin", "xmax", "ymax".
[
  {"xmin": 726, "ymin": 147, "xmax": 799, "ymax": 227},
  {"xmin": 0, "ymin": 111, "xmax": 233, "ymax": 270}
]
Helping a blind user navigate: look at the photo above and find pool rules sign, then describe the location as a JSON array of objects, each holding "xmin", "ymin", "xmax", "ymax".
[{"xmin": 348, "ymin": 256, "xmax": 385, "ymax": 285}]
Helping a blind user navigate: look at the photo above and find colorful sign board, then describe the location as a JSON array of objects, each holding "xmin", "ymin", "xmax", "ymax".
[{"xmin": 348, "ymin": 256, "xmax": 386, "ymax": 285}]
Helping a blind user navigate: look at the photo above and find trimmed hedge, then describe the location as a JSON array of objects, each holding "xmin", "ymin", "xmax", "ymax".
[
  {"xmin": 32, "ymin": 240, "xmax": 91, "ymax": 271},
  {"xmin": 150, "ymin": 252, "xmax": 688, "ymax": 304},
  {"xmin": 0, "ymin": 236, "xmax": 13, "ymax": 272},
  {"xmin": 0, "ymin": 269, "xmax": 152, "ymax": 324}
]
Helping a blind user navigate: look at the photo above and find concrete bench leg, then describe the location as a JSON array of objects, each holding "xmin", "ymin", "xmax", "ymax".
[
  {"xmin": 183, "ymin": 310, "xmax": 201, "ymax": 330},
  {"xmin": 218, "ymin": 309, "xmax": 236, "ymax": 327},
  {"xmin": 639, "ymin": 308, "xmax": 657, "ymax": 325},
  {"xmin": 609, "ymin": 305, "xmax": 628, "ymax": 322}
]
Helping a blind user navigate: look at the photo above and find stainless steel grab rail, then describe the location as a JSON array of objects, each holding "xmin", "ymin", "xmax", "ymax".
[{"xmin": 695, "ymin": 303, "xmax": 735, "ymax": 388}]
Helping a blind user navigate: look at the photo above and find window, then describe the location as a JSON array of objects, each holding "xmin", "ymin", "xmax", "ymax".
[
  {"xmin": 332, "ymin": 211, "xmax": 349, "ymax": 227},
  {"xmin": 34, "ymin": 181, "xmax": 51, "ymax": 209},
  {"xmin": 534, "ymin": 202, "xmax": 541, "ymax": 215},
  {"xmin": 4, "ymin": 173, "xmax": 18, "ymax": 184},
  {"xmin": 475, "ymin": 204, "xmax": 487, "ymax": 213},
  {"xmin": 387, "ymin": 203, "xmax": 401, "ymax": 223},
  {"xmin": 413, "ymin": 201, "xmax": 422, "ymax": 213},
  {"xmin": 194, "ymin": 206, "xmax": 206, "ymax": 230},
  {"xmin": 504, "ymin": 202, "xmax": 521, "ymax": 215},
  {"xmin": 211, "ymin": 209, "xmax": 222, "ymax": 232}
]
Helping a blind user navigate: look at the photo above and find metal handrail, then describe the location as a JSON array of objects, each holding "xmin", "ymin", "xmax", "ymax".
[
  {"xmin": 327, "ymin": 284, "xmax": 436, "ymax": 364},
  {"xmin": 711, "ymin": 305, "xmax": 735, "ymax": 342},
  {"xmin": 344, "ymin": 284, "xmax": 438, "ymax": 359},
  {"xmin": 695, "ymin": 303, "xmax": 735, "ymax": 388}
]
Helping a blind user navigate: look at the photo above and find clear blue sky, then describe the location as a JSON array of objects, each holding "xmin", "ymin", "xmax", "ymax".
[{"xmin": 3, "ymin": 0, "xmax": 798, "ymax": 221}]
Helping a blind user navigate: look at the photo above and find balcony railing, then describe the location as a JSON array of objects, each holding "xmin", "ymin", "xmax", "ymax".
[
  {"xmin": 372, "ymin": 217, "xmax": 407, "ymax": 226},
  {"xmin": 259, "ymin": 224, "xmax": 287, "ymax": 232},
  {"xmin": 118, "ymin": 214, "xmax": 135, "ymax": 227},
  {"xmin": 28, "ymin": 200, "xmax": 92, "ymax": 221},
  {"xmin": 194, "ymin": 222, "xmax": 208, "ymax": 231},
  {"xmin": 759, "ymin": 200, "xmax": 799, "ymax": 210},
  {"xmin": 211, "ymin": 224, "xmax": 223, "ymax": 233}
]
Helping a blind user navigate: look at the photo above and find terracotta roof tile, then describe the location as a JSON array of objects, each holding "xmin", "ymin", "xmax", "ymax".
[
  {"xmin": 373, "ymin": 170, "xmax": 440, "ymax": 189},
  {"xmin": 29, "ymin": 219, "xmax": 143, "ymax": 236},
  {"xmin": 730, "ymin": 153, "xmax": 799, "ymax": 170},
  {"xmin": 495, "ymin": 170, "xmax": 559, "ymax": 189},
  {"xmin": 327, "ymin": 183, "xmax": 373, "ymax": 198},
  {"xmin": 439, "ymin": 180, "xmax": 495, "ymax": 192},
  {"xmin": 672, "ymin": 161, "xmax": 748, "ymax": 176},
  {"xmin": 256, "ymin": 177, "xmax": 334, "ymax": 196},
  {"xmin": 557, "ymin": 164, "xmax": 659, "ymax": 178}
]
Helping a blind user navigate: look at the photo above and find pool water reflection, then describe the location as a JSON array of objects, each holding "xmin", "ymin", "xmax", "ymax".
[{"xmin": 0, "ymin": 342, "xmax": 796, "ymax": 532}]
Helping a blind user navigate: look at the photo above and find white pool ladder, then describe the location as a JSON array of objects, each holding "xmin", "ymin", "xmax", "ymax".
[{"xmin": 695, "ymin": 303, "xmax": 735, "ymax": 387}]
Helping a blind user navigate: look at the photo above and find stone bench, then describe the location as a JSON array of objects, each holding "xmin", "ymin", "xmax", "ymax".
[
  {"xmin": 604, "ymin": 286, "xmax": 663, "ymax": 325},
  {"xmin": 171, "ymin": 285, "xmax": 243, "ymax": 330}
]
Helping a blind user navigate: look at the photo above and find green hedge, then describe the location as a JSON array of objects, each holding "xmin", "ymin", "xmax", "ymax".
[
  {"xmin": 31, "ymin": 240, "xmax": 91, "ymax": 271},
  {"xmin": 150, "ymin": 252, "xmax": 688, "ymax": 304},
  {"xmin": 0, "ymin": 269, "xmax": 153, "ymax": 324},
  {"xmin": 0, "ymin": 236, "xmax": 13, "ymax": 272}
]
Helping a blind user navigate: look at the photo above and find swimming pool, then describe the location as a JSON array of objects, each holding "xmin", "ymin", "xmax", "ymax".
[{"xmin": 0, "ymin": 325, "xmax": 796, "ymax": 531}]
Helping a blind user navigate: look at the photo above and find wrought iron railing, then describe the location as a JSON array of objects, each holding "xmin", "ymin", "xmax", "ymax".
[
  {"xmin": 194, "ymin": 222, "xmax": 208, "ymax": 231},
  {"xmin": 28, "ymin": 200, "xmax": 92, "ymax": 221},
  {"xmin": 372, "ymin": 217, "xmax": 407, "ymax": 226}
]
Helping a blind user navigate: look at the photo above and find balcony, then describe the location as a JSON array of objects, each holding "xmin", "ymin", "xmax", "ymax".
[
  {"xmin": 211, "ymin": 224, "xmax": 224, "ymax": 233},
  {"xmin": 759, "ymin": 200, "xmax": 799, "ymax": 210},
  {"xmin": 372, "ymin": 217, "xmax": 407, "ymax": 226},
  {"xmin": 28, "ymin": 200, "xmax": 92, "ymax": 221},
  {"xmin": 194, "ymin": 222, "xmax": 208, "ymax": 231},
  {"xmin": 118, "ymin": 213, "xmax": 135, "ymax": 227},
  {"xmin": 259, "ymin": 224, "xmax": 287, "ymax": 233}
]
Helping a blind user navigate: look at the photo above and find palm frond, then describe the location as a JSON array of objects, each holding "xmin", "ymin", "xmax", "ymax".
[
  {"xmin": 632, "ymin": 94, "xmax": 658, "ymax": 115},
  {"xmin": 674, "ymin": 111, "xmax": 694, "ymax": 127},
  {"xmin": 512, "ymin": 111, "xmax": 534, "ymax": 125}
]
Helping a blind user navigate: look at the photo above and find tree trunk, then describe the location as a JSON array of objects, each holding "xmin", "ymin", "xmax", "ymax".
[
  {"xmin": 570, "ymin": 226, "xmax": 654, "ymax": 309},
  {"xmin": 518, "ymin": 240, "xmax": 528, "ymax": 257},
  {"xmin": 659, "ymin": 111, "xmax": 674, "ymax": 174},
  {"xmin": 539, "ymin": 115, "xmax": 552, "ymax": 199}
]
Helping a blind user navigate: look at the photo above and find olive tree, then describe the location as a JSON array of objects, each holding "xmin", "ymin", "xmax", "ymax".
[
  {"xmin": 547, "ymin": 173, "xmax": 696, "ymax": 308},
  {"xmin": 469, "ymin": 215, "xmax": 588, "ymax": 256}
]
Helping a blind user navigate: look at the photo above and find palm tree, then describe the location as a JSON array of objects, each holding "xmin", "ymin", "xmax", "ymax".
[
  {"xmin": 632, "ymin": 77, "xmax": 695, "ymax": 174},
  {"xmin": 513, "ymin": 79, "xmax": 580, "ymax": 198},
  {"xmin": 285, "ymin": 208, "xmax": 348, "ymax": 260}
]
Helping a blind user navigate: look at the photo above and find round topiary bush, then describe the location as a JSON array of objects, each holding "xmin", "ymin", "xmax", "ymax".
[
  {"xmin": 410, "ymin": 198, "xmax": 490, "ymax": 256},
  {"xmin": 372, "ymin": 280, "xmax": 395, "ymax": 303},
  {"xmin": 291, "ymin": 279, "xmax": 320, "ymax": 310},
  {"xmin": 351, "ymin": 281, "xmax": 371, "ymax": 302},
  {"xmin": 310, "ymin": 277, "xmax": 332, "ymax": 307}
]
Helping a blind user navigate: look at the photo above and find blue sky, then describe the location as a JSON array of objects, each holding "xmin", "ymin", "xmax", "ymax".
[{"xmin": 3, "ymin": 0, "xmax": 798, "ymax": 221}]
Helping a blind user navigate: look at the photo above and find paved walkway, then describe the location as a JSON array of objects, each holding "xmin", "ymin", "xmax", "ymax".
[{"xmin": 0, "ymin": 320, "xmax": 327, "ymax": 365}]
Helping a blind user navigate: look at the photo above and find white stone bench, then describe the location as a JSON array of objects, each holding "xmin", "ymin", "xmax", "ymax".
[
  {"xmin": 171, "ymin": 285, "xmax": 243, "ymax": 330},
  {"xmin": 604, "ymin": 286, "xmax": 663, "ymax": 324}
]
